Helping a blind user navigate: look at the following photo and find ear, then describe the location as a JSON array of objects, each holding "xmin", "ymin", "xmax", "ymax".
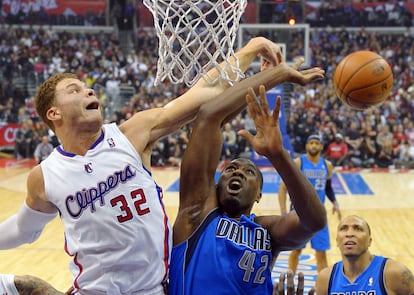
[
  {"xmin": 256, "ymin": 192, "xmax": 262, "ymax": 203},
  {"xmin": 46, "ymin": 107, "xmax": 61, "ymax": 121}
]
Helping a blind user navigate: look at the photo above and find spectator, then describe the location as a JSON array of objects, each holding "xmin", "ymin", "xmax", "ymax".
[
  {"xmin": 325, "ymin": 133, "xmax": 349, "ymax": 167},
  {"xmin": 394, "ymin": 139, "xmax": 414, "ymax": 169},
  {"xmin": 376, "ymin": 124, "xmax": 393, "ymax": 149},
  {"xmin": 344, "ymin": 121, "xmax": 363, "ymax": 168},
  {"xmin": 33, "ymin": 135, "xmax": 54, "ymax": 164},
  {"xmin": 13, "ymin": 120, "xmax": 33, "ymax": 159},
  {"xmin": 222, "ymin": 122, "xmax": 238, "ymax": 160},
  {"xmin": 375, "ymin": 139, "xmax": 395, "ymax": 168},
  {"xmin": 356, "ymin": 136, "xmax": 377, "ymax": 168}
]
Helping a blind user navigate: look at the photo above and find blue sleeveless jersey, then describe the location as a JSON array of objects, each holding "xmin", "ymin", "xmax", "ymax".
[
  {"xmin": 290, "ymin": 155, "xmax": 330, "ymax": 251},
  {"xmin": 328, "ymin": 255, "xmax": 388, "ymax": 295},
  {"xmin": 300, "ymin": 155, "xmax": 328, "ymax": 204},
  {"xmin": 169, "ymin": 208, "xmax": 273, "ymax": 295}
]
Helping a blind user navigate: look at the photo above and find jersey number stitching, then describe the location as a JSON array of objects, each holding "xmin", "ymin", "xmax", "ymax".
[
  {"xmin": 238, "ymin": 250, "xmax": 268, "ymax": 284},
  {"xmin": 110, "ymin": 188, "xmax": 150, "ymax": 223}
]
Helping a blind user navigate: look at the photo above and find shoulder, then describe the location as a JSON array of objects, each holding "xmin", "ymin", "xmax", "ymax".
[
  {"xmin": 27, "ymin": 165, "xmax": 47, "ymax": 202},
  {"xmin": 319, "ymin": 265, "xmax": 334, "ymax": 281},
  {"xmin": 293, "ymin": 157, "xmax": 301, "ymax": 166},
  {"xmin": 27, "ymin": 164, "xmax": 55, "ymax": 211},
  {"xmin": 255, "ymin": 214, "xmax": 282, "ymax": 230},
  {"xmin": 27, "ymin": 165, "xmax": 44, "ymax": 187},
  {"xmin": 315, "ymin": 265, "xmax": 334, "ymax": 295},
  {"xmin": 384, "ymin": 258, "xmax": 414, "ymax": 294}
]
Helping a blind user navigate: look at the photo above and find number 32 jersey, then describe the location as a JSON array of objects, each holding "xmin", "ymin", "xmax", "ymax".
[
  {"xmin": 41, "ymin": 123, "xmax": 171, "ymax": 294},
  {"xmin": 169, "ymin": 208, "xmax": 273, "ymax": 295}
]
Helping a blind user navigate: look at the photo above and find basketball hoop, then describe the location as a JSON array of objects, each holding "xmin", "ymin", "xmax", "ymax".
[{"xmin": 143, "ymin": 0, "xmax": 247, "ymax": 87}]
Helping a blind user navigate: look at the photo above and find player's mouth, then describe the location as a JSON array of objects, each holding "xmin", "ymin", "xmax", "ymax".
[
  {"xmin": 227, "ymin": 178, "xmax": 243, "ymax": 194},
  {"xmin": 86, "ymin": 101, "xmax": 99, "ymax": 110},
  {"xmin": 344, "ymin": 241, "xmax": 357, "ymax": 248}
]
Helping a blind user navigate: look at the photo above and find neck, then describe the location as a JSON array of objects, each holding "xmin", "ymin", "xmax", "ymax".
[
  {"xmin": 57, "ymin": 127, "xmax": 102, "ymax": 156},
  {"xmin": 342, "ymin": 252, "xmax": 373, "ymax": 283},
  {"xmin": 306, "ymin": 154, "xmax": 320, "ymax": 164}
]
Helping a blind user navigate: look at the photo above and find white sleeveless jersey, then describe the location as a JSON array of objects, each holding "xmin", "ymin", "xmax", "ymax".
[
  {"xmin": 41, "ymin": 123, "xmax": 171, "ymax": 294},
  {"xmin": 0, "ymin": 274, "xmax": 18, "ymax": 295}
]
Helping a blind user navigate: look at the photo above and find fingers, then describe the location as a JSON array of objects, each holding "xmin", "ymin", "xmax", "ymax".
[
  {"xmin": 297, "ymin": 272, "xmax": 305, "ymax": 295},
  {"xmin": 261, "ymin": 41, "xmax": 284, "ymax": 66},
  {"xmin": 259, "ymin": 85, "xmax": 269, "ymax": 114},
  {"xmin": 292, "ymin": 57, "xmax": 305, "ymax": 70},
  {"xmin": 261, "ymin": 58, "xmax": 272, "ymax": 72},
  {"xmin": 272, "ymin": 96, "xmax": 281, "ymax": 122},
  {"xmin": 286, "ymin": 270, "xmax": 295, "ymax": 295},
  {"xmin": 245, "ymin": 87, "xmax": 260, "ymax": 121},
  {"xmin": 246, "ymin": 85, "xmax": 270, "ymax": 120},
  {"xmin": 237, "ymin": 129, "xmax": 253, "ymax": 144},
  {"xmin": 273, "ymin": 271, "xmax": 306, "ymax": 295},
  {"xmin": 272, "ymin": 272, "xmax": 285, "ymax": 295}
]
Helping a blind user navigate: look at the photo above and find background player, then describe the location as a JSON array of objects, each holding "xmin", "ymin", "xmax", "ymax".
[
  {"xmin": 279, "ymin": 134, "xmax": 342, "ymax": 274},
  {"xmin": 315, "ymin": 215, "xmax": 414, "ymax": 295}
]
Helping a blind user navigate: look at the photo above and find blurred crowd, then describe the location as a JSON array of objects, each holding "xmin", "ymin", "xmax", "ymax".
[
  {"xmin": 0, "ymin": 2, "xmax": 413, "ymax": 169},
  {"xmin": 260, "ymin": 1, "xmax": 414, "ymax": 28}
]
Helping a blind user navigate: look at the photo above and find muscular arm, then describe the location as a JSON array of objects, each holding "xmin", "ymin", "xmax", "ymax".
[
  {"xmin": 14, "ymin": 275, "xmax": 63, "ymax": 295},
  {"xmin": 384, "ymin": 259, "xmax": 414, "ymax": 295},
  {"xmin": 174, "ymin": 61, "xmax": 325, "ymax": 245},
  {"xmin": 314, "ymin": 266, "xmax": 332, "ymax": 295},
  {"xmin": 278, "ymin": 182, "xmax": 288, "ymax": 215},
  {"xmin": 120, "ymin": 37, "xmax": 283, "ymax": 164},
  {"xmin": 243, "ymin": 88, "xmax": 326, "ymax": 252},
  {"xmin": 278, "ymin": 158, "xmax": 300, "ymax": 215}
]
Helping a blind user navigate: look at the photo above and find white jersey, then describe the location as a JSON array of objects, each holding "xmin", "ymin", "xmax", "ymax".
[
  {"xmin": 0, "ymin": 274, "xmax": 18, "ymax": 295},
  {"xmin": 41, "ymin": 123, "xmax": 171, "ymax": 294}
]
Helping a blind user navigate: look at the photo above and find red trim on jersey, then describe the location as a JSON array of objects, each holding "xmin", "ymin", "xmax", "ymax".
[{"xmin": 158, "ymin": 187, "xmax": 170, "ymax": 283}]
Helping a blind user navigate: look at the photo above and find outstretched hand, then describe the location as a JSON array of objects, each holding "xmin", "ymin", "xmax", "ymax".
[
  {"xmin": 237, "ymin": 85, "xmax": 283, "ymax": 158},
  {"xmin": 273, "ymin": 271, "xmax": 315, "ymax": 295},
  {"xmin": 282, "ymin": 57, "xmax": 325, "ymax": 85}
]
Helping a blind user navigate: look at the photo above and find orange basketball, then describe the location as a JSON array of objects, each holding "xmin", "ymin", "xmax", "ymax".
[{"xmin": 333, "ymin": 50, "xmax": 393, "ymax": 110}]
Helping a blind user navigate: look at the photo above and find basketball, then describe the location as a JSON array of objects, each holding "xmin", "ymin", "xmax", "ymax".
[{"xmin": 333, "ymin": 50, "xmax": 393, "ymax": 110}]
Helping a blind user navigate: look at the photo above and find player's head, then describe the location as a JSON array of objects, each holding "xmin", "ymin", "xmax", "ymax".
[
  {"xmin": 217, "ymin": 158, "xmax": 263, "ymax": 218},
  {"xmin": 305, "ymin": 134, "xmax": 323, "ymax": 156},
  {"xmin": 336, "ymin": 215, "xmax": 372, "ymax": 258},
  {"xmin": 35, "ymin": 73, "xmax": 100, "ymax": 132},
  {"xmin": 35, "ymin": 73, "xmax": 78, "ymax": 131}
]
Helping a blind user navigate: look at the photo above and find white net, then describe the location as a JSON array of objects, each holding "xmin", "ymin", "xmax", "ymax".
[{"xmin": 143, "ymin": 0, "xmax": 247, "ymax": 87}]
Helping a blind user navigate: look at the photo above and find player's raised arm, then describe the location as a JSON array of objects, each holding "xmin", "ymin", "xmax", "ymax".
[
  {"xmin": 175, "ymin": 61, "xmax": 324, "ymax": 245},
  {"xmin": 120, "ymin": 38, "xmax": 284, "ymax": 153}
]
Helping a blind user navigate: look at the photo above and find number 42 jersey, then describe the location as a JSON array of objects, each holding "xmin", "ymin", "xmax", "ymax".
[{"xmin": 169, "ymin": 208, "xmax": 273, "ymax": 295}]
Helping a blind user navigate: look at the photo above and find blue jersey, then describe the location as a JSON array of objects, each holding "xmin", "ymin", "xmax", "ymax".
[
  {"xmin": 328, "ymin": 255, "xmax": 388, "ymax": 295},
  {"xmin": 300, "ymin": 155, "xmax": 328, "ymax": 204},
  {"xmin": 169, "ymin": 208, "xmax": 273, "ymax": 295},
  {"xmin": 291, "ymin": 155, "xmax": 330, "ymax": 251}
]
